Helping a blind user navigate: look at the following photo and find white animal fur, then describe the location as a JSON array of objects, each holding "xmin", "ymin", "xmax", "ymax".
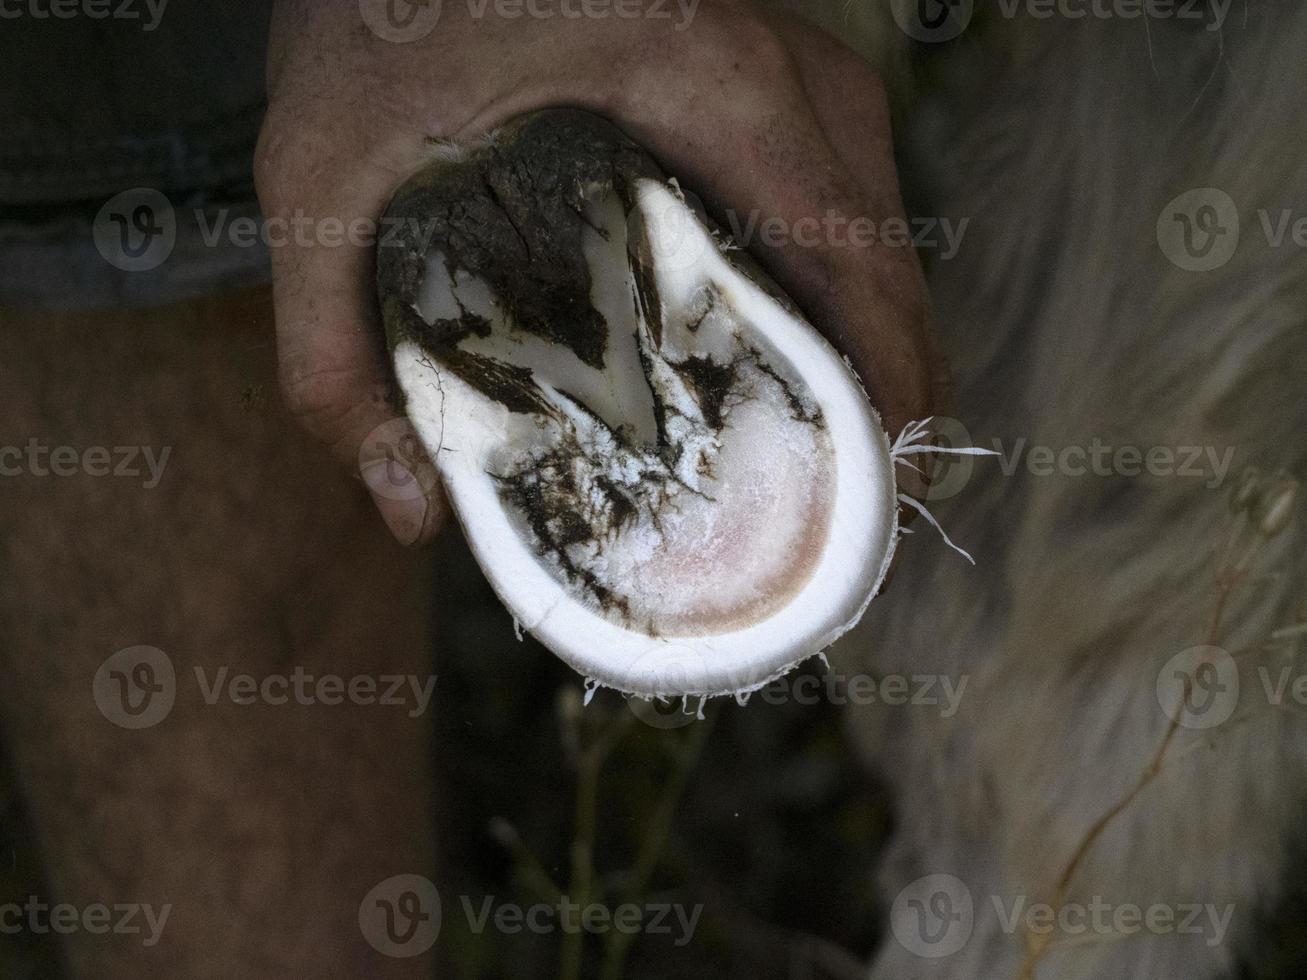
[{"xmin": 791, "ymin": 2, "xmax": 1307, "ymax": 977}]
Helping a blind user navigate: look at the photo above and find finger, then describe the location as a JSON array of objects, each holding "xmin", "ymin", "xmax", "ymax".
[
  {"xmin": 783, "ymin": 17, "xmax": 954, "ymax": 432},
  {"xmin": 782, "ymin": 24, "xmax": 955, "ymax": 513},
  {"xmin": 255, "ymin": 121, "xmax": 449, "ymax": 547},
  {"xmin": 603, "ymin": 20, "xmax": 936, "ymax": 440}
]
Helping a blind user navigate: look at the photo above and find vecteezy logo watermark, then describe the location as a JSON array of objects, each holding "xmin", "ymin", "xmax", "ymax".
[
  {"xmin": 93, "ymin": 646, "xmax": 177, "ymax": 730},
  {"xmin": 625, "ymin": 646, "xmax": 708, "ymax": 729},
  {"xmin": 898, "ymin": 0, "xmax": 1231, "ymax": 43},
  {"xmin": 917, "ymin": 422, "xmax": 1238, "ymax": 503},
  {"xmin": 196, "ymin": 210, "xmax": 445, "ymax": 251},
  {"xmin": 1257, "ymin": 209, "xmax": 1307, "ymax": 251},
  {"xmin": 1157, "ymin": 188, "xmax": 1240, "ymax": 271},
  {"xmin": 627, "ymin": 665, "xmax": 969, "ymax": 728},
  {"xmin": 358, "ymin": 418, "xmax": 438, "ymax": 504},
  {"xmin": 360, "ymin": 875, "xmax": 442, "ymax": 958},
  {"xmin": 753, "ymin": 671, "xmax": 968, "ymax": 717},
  {"xmin": 114, "ymin": 196, "xmax": 965, "ymax": 276},
  {"xmin": 721, "ymin": 210, "xmax": 970, "ymax": 260},
  {"xmin": 0, "ymin": 0, "xmax": 169, "ymax": 30},
  {"xmin": 357, "ymin": 877, "xmax": 701, "ymax": 956},
  {"xmin": 0, "ymin": 441, "xmax": 171, "ymax": 487},
  {"xmin": 461, "ymin": 895, "xmax": 702, "ymax": 945},
  {"xmin": 94, "ymin": 196, "xmax": 450, "ymax": 273},
  {"xmin": 466, "ymin": 0, "xmax": 699, "ymax": 28},
  {"xmin": 1159, "ymin": 190, "xmax": 1307, "ymax": 271},
  {"xmin": 192, "ymin": 667, "xmax": 437, "ymax": 717},
  {"xmin": 93, "ymin": 647, "xmax": 438, "ymax": 729},
  {"xmin": 891, "ymin": 874, "xmax": 974, "ymax": 958},
  {"xmin": 93, "ymin": 188, "xmax": 176, "ymax": 272},
  {"xmin": 993, "ymin": 896, "xmax": 1234, "ymax": 948},
  {"xmin": 996, "ymin": 0, "xmax": 1230, "ymax": 30},
  {"xmin": 994, "ymin": 438, "xmax": 1236, "ymax": 489},
  {"xmin": 358, "ymin": 0, "xmax": 442, "ymax": 42},
  {"xmin": 891, "ymin": 0, "xmax": 974, "ymax": 42},
  {"xmin": 360, "ymin": 0, "xmax": 698, "ymax": 42},
  {"xmin": 1156, "ymin": 645, "xmax": 1239, "ymax": 730},
  {"xmin": 892, "ymin": 876, "xmax": 1234, "ymax": 959},
  {"xmin": 0, "ymin": 897, "xmax": 171, "ymax": 947},
  {"xmin": 1259, "ymin": 663, "xmax": 1307, "ymax": 710}
]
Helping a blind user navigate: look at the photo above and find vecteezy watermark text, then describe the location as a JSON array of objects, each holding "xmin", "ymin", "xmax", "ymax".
[
  {"xmin": 193, "ymin": 666, "xmax": 436, "ymax": 717},
  {"xmin": 461, "ymin": 0, "xmax": 698, "ymax": 27},
  {"xmin": 461, "ymin": 895, "xmax": 702, "ymax": 945},
  {"xmin": 94, "ymin": 187, "xmax": 970, "ymax": 275},
  {"xmin": 0, "ymin": 897, "xmax": 170, "ymax": 947},
  {"xmin": 359, "ymin": 0, "xmax": 700, "ymax": 44},
  {"xmin": 992, "ymin": 895, "xmax": 1233, "ymax": 948},
  {"xmin": 892, "ymin": 0, "xmax": 1227, "ymax": 44},
  {"xmin": 754, "ymin": 671, "xmax": 968, "ymax": 717},
  {"xmin": 627, "ymin": 666, "xmax": 969, "ymax": 729},
  {"xmin": 891, "ymin": 419, "xmax": 1239, "ymax": 504},
  {"xmin": 993, "ymin": 438, "xmax": 1235, "ymax": 489},
  {"xmin": 196, "ymin": 210, "xmax": 440, "ymax": 251},
  {"xmin": 722, "ymin": 209, "xmax": 970, "ymax": 260},
  {"xmin": 996, "ymin": 0, "xmax": 1230, "ymax": 30},
  {"xmin": 0, "ymin": 0, "xmax": 168, "ymax": 30},
  {"xmin": 0, "ymin": 441, "xmax": 170, "ymax": 488},
  {"xmin": 93, "ymin": 646, "xmax": 438, "ymax": 729},
  {"xmin": 358, "ymin": 874, "xmax": 703, "ymax": 958},
  {"xmin": 892, "ymin": 874, "xmax": 1234, "ymax": 959}
]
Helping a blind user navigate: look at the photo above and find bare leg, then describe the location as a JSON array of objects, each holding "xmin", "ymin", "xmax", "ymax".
[{"xmin": 0, "ymin": 288, "xmax": 435, "ymax": 978}]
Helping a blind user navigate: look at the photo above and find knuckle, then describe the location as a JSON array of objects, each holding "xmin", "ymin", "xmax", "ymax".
[
  {"xmin": 279, "ymin": 364, "xmax": 345, "ymax": 430},
  {"xmin": 277, "ymin": 361, "xmax": 383, "ymax": 449}
]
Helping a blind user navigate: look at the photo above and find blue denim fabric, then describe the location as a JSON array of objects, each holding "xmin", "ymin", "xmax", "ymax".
[{"xmin": 0, "ymin": 4, "xmax": 273, "ymax": 309}]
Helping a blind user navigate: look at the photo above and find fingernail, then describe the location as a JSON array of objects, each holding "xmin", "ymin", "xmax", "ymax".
[{"xmin": 361, "ymin": 460, "xmax": 428, "ymax": 546}]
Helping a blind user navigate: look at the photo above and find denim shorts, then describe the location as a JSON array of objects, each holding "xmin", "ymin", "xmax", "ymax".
[{"xmin": 0, "ymin": 4, "xmax": 273, "ymax": 310}]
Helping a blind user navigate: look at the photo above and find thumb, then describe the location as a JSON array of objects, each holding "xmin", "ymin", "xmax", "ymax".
[{"xmin": 255, "ymin": 122, "xmax": 449, "ymax": 546}]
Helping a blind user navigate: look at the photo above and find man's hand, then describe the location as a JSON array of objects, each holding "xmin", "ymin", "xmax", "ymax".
[{"xmin": 256, "ymin": 0, "xmax": 946, "ymax": 546}]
